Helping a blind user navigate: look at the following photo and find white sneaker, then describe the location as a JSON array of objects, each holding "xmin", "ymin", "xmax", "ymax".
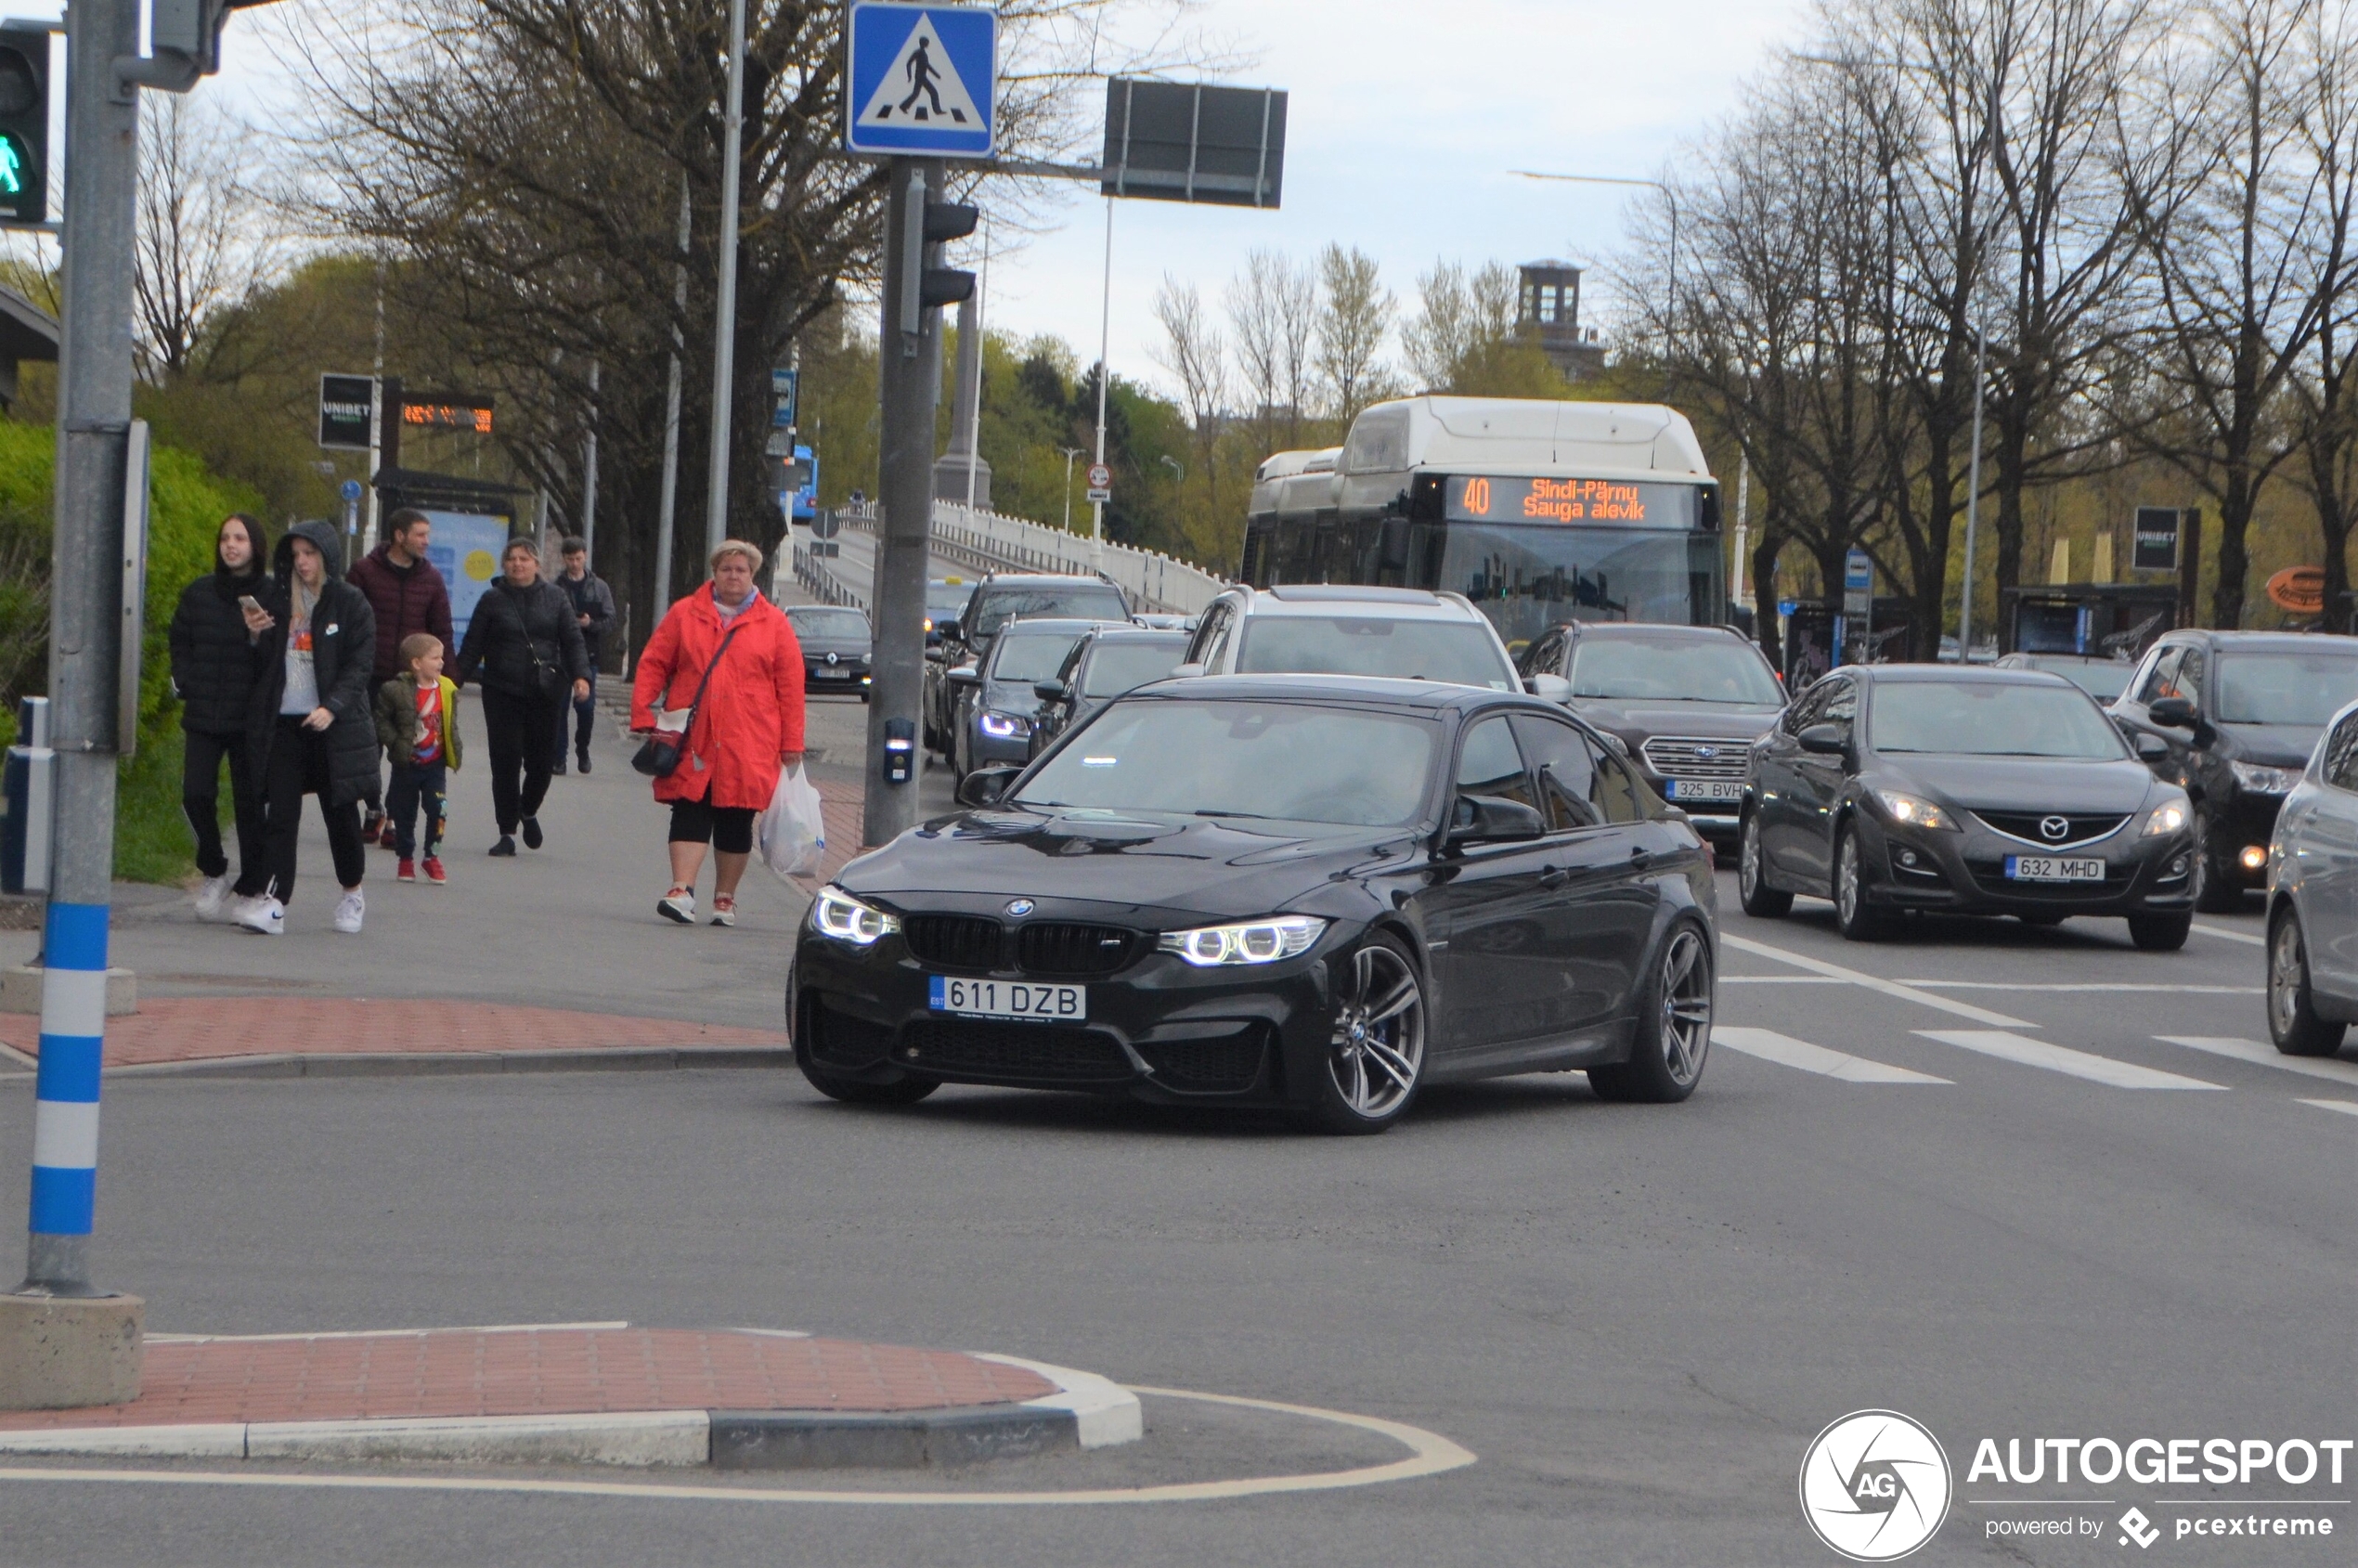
[
  {"xmin": 332, "ymin": 889, "xmax": 366, "ymax": 935},
  {"xmin": 239, "ymin": 896, "xmax": 286, "ymax": 936},
  {"xmin": 656, "ymin": 887, "xmax": 696, "ymax": 925},
  {"xmin": 194, "ymin": 874, "xmax": 235, "ymax": 921}
]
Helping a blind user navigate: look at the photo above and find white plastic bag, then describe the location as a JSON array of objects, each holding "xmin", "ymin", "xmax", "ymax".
[{"xmin": 758, "ymin": 763, "xmax": 827, "ymax": 881}]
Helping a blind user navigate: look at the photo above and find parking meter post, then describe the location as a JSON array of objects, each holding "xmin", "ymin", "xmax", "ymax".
[
  {"xmin": 5, "ymin": 0, "xmax": 147, "ymax": 1413},
  {"xmin": 864, "ymin": 157, "xmax": 946, "ymax": 849}
]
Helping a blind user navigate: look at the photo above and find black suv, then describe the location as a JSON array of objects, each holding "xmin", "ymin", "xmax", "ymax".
[
  {"xmin": 923, "ymin": 572, "xmax": 1132, "ymax": 757},
  {"xmin": 2109, "ymin": 629, "xmax": 2358, "ymax": 910},
  {"xmin": 1518, "ymin": 622, "xmax": 1787, "ymax": 854}
]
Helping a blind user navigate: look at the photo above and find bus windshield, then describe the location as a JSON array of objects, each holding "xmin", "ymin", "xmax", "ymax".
[{"xmin": 1433, "ymin": 525, "xmax": 1721, "ymax": 649}]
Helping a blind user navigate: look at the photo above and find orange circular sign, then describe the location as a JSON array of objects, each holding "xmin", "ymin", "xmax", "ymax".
[{"xmin": 2267, "ymin": 565, "xmax": 2326, "ymax": 615}]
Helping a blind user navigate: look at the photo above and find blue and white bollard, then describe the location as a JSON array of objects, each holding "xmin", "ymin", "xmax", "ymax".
[{"xmin": 23, "ymin": 902, "xmax": 108, "ymax": 1295}]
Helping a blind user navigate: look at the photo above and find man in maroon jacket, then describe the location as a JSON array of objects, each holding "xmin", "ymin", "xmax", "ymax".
[{"xmin": 346, "ymin": 508, "xmax": 456, "ymax": 842}]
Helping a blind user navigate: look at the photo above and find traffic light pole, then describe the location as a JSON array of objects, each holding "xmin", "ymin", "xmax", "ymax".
[
  {"xmin": 2, "ymin": 0, "xmax": 144, "ymax": 1410},
  {"xmin": 862, "ymin": 157, "xmax": 946, "ymax": 849}
]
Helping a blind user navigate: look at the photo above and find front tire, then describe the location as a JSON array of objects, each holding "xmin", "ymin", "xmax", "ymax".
[
  {"xmin": 798, "ymin": 1058, "xmax": 942, "ymax": 1105},
  {"xmin": 2191, "ymin": 810, "xmax": 2243, "ymax": 913},
  {"xmin": 1303, "ymin": 933, "xmax": 1427, "ymax": 1134},
  {"xmin": 1588, "ymin": 923, "xmax": 1712, "ymax": 1103},
  {"xmin": 1833, "ymin": 826, "xmax": 1889, "ymax": 941},
  {"xmin": 2268, "ymin": 906, "xmax": 2348, "ymax": 1056},
  {"xmin": 1738, "ymin": 810, "xmax": 1792, "ymax": 918},
  {"xmin": 2127, "ymin": 912, "xmax": 2191, "ymax": 952}
]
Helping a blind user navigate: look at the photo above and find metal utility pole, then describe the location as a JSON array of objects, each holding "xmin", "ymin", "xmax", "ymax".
[
  {"xmin": 1090, "ymin": 199, "xmax": 1113, "ymax": 568},
  {"xmin": 1959, "ymin": 317, "xmax": 1987, "ymax": 658},
  {"xmin": 703, "ymin": 0, "xmax": 750, "ymax": 564},
  {"xmin": 862, "ymin": 159, "xmax": 948, "ymax": 849},
  {"xmin": 1059, "ymin": 447, "xmax": 1083, "ymax": 532},
  {"xmin": 1733, "ymin": 447, "xmax": 1750, "ymax": 609},
  {"xmin": 964, "ymin": 217, "xmax": 991, "ymax": 513},
  {"xmin": 580, "ymin": 360, "xmax": 601, "ymax": 565},
  {"xmin": 366, "ymin": 253, "xmax": 385, "ymax": 551},
  {"xmin": 654, "ymin": 177, "xmax": 690, "ymax": 617}
]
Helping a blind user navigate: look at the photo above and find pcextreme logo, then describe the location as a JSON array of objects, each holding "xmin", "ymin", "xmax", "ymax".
[{"xmin": 1799, "ymin": 1409, "xmax": 1954, "ymax": 1562}]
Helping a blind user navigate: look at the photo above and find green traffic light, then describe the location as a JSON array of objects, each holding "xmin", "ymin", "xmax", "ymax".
[{"xmin": 0, "ymin": 129, "xmax": 27, "ymax": 197}]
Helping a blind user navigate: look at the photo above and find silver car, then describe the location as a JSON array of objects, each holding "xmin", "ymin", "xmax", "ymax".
[{"xmin": 2265, "ymin": 698, "xmax": 2358, "ymax": 1055}]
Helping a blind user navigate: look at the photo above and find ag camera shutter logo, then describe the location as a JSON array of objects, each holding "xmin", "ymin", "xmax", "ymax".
[{"xmin": 1799, "ymin": 1409, "xmax": 1953, "ymax": 1562}]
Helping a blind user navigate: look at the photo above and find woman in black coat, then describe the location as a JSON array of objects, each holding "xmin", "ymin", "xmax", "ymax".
[
  {"xmin": 241, "ymin": 518, "xmax": 378, "ymax": 936},
  {"xmin": 455, "ymin": 538, "xmax": 590, "ymax": 856},
  {"xmin": 167, "ymin": 513, "xmax": 280, "ymax": 921}
]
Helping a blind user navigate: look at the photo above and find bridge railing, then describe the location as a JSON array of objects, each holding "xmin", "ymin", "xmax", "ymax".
[{"xmin": 833, "ymin": 500, "xmax": 1227, "ymax": 616}]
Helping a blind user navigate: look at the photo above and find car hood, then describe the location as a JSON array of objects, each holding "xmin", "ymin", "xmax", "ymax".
[
  {"xmin": 842, "ymin": 809, "xmax": 1410, "ymax": 924},
  {"xmin": 2214, "ymin": 723, "xmax": 2321, "ymax": 769},
  {"xmin": 797, "ymin": 633, "xmax": 870, "ymax": 656},
  {"xmin": 1569, "ymin": 701, "xmax": 1782, "ymax": 751},
  {"xmin": 1870, "ymin": 754, "xmax": 2159, "ymax": 814}
]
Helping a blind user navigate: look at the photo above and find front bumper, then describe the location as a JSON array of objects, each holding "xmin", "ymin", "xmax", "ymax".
[
  {"xmin": 963, "ymin": 721, "xmax": 1034, "ymax": 769},
  {"xmin": 804, "ymin": 657, "xmax": 872, "ymax": 693},
  {"xmin": 791, "ymin": 902, "xmax": 1347, "ymax": 1107},
  {"xmin": 2214, "ymin": 789, "xmax": 2288, "ymax": 888},
  {"xmin": 1850, "ymin": 812, "xmax": 2196, "ymax": 916},
  {"xmin": 1637, "ymin": 769, "xmax": 1743, "ymax": 840}
]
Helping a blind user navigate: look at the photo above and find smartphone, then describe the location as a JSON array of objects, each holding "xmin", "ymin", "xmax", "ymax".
[{"xmin": 238, "ymin": 595, "xmax": 263, "ymax": 614}]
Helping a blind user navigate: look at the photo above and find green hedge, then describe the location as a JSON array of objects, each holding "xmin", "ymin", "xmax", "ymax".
[{"xmin": 0, "ymin": 419, "xmax": 264, "ymax": 880}]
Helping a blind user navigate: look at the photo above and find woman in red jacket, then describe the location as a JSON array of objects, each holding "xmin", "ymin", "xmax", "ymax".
[{"xmin": 630, "ymin": 541, "xmax": 806, "ymax": 927}]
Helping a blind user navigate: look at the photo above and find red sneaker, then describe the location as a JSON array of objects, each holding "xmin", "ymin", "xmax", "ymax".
[
  {"xmin": 421, "ymin": 857, "xmax": 447, "ymax": 886},
  {"xmin": 360, "ymin": 814, "xmax": 383, "ymax": 845},
  {"xmin": 396, "ymin": 858, "xmax": 416, "ymax": 882}
]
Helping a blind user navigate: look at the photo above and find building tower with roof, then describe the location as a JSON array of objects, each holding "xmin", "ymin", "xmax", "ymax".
[{"xmin": 1517, "ymin": 259, "xmax": 1606, "ymax": 382}]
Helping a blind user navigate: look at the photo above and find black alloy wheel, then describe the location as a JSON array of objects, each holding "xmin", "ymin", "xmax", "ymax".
[
  {"xmin": 1305, "ymin": 933, "xmax": 1427, "ymax": 1134},
  {"xmin": 2268, "ymin": 907, "xmax": 2348, "ymax": 1056},
  {"xmin": 1588, "ymin": 923, "xmax": 1713, "ymax": 1103},
  {"xmin": 2190, "ymin": 809, "xmax": 2243, "ymax": 914},
  {"xmin": 1833, "ymin": 826, "xmax": 1890, "ymax": 941},
  {"xmin": 1738, "ymin": 810, "xmax": 1792, "ymax": 918}
]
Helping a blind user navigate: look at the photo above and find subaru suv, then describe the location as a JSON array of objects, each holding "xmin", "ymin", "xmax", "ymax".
[
  {"xmin": 1519, "ymin": 621, "xmax": 1785, "ymax": 852},
  {"xmin": 2110, "ymin": 629, "xmax": 2358, "ymax": 911},
  {"xmin": 1177, "ymin": 585, "xmax": 1520, "ymax": 692}
]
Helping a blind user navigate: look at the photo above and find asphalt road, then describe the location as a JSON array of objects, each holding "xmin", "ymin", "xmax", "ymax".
[{"xmin": 2, "ymin": 849, "xmax": 2348, "ymax": 1566}]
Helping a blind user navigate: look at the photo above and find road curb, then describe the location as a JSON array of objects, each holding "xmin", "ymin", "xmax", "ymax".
[
  {"xmin": 74, "ymin": 1045, "xmax": 793, "ymax": 1081},
  {"xmin": 0, "ymin": 1356, "xmax": 1142, "ymax": 1471}
]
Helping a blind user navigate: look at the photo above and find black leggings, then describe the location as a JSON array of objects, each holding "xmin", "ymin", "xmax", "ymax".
[
  {"xmin": 668, "ymin": 793, "xmax": 757, "ymax": 855},
  {"xmin": 480, "ymin": 686, "xmax": 559, "ymax": 834},
  {"xmin": 262, "ymin": 715, "xmax": 366, "ymax": 904},
  {"xmin": 182, "ymin": 728, "xmax": 268, "ymax": 895}
]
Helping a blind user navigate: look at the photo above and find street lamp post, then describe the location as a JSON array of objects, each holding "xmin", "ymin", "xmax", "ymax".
[
  {"xmin": 703, "ymin": 0, "xmax": 750, "ymax": 562},
  {"xmin": 1960, "ymin": 315, "xmax": 1988, "ymax": 659},
  {"xmin": 1059, "ymin": 447, "xmax": 1084, "ymax": 534},
  {"xmin": 1509, "ymin": 170, "xmax": 1678, "ymax": 351}
]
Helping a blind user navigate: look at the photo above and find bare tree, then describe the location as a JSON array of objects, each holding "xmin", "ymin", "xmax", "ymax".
[
  {"xmin": 1224, "ymin": 247, "xmax": 1314, "ymax": 453},
  {"xmin": 1314, "ymin": 243, "xmax": 1395, "ymax": 421},
  {"xmin": 1150, "ymin": 272, "xmax": 1227, "ymax": 514},
  {"xmin": 135, "ymin": 94, "xmax": 273, "ymax": 384},
  {"xmin": 1402, "ymin": 259, "xmax": 1533, "ymax": 395},
  {"xmin": 2284, "ymin": 0, "xmax": 2358, "ymax": 614}
]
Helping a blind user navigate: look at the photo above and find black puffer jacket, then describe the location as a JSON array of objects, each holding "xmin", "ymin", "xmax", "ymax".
[
  {"xmin": 251, "ymin": 520, "xmax": 381, "ymax": 808},
  {"xmin": 457, "ymin": 575, "xmax": 590, "ymax": 699},
  {"xmin": 168, "ymin": 559, "xmax": 281, "ymax": 736}
]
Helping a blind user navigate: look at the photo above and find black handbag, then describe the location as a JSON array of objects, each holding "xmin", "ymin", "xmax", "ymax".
[{"xmin": 632, "ymin": 622, "xmax": 745, "ymax": 778}]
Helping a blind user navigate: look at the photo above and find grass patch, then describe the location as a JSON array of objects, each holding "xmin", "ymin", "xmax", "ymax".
[{"xmin": 115, "ymin": 731, "xmax": 202, "ymax": 888}]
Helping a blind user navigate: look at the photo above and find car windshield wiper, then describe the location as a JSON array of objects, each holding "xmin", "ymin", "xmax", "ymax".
[{"xmin": 1194, "ymin": 808, "xmax": 1275, "ymax": 820}]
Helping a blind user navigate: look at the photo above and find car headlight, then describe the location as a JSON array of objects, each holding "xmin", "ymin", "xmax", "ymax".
[
  {"xmin": 2142, "ymin": 799, "xmax": 2190, "ymax": 836},
  {"xmin": 1156, "ymin": 915, "xmax": 1328, "ymax": 966},
  {"xmin": 2229, "ymin": 760, "xmax": 2300, "ymax": 795},
  {"xmin": 1872, "ymin": 789, "xmax": 1950, "ymax": 830},
  {"xmin": 810, "ymin": 885, "xmax": 900, "ymax": 946},
  {"xmin": 978, "ymin": 711, "xmax": 1030, "ymax": 739}
]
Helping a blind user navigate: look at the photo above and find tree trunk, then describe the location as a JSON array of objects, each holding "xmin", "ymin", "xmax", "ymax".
[{"xmin": 2211, "ymin": 465, "xmax": 2258, "ymax": 629}]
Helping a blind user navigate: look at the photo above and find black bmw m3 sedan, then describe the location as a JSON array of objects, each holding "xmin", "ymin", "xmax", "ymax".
[{"xmin": 789, "ymin": 676, "xmax": 1719, "ymax": 1133}]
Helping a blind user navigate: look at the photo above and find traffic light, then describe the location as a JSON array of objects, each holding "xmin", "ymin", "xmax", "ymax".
[
  {"xmin": 918, "ymin": 200, "xmax": 978, "ymax": 308},
  {"xmin": 0, "ymin": 27, "xmax": 46, "ymax": 227}
]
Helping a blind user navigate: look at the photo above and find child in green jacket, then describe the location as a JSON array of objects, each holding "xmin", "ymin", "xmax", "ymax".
[{"xmin": 373, "ymin": 633, "xmax": 463, "ymax": 883}]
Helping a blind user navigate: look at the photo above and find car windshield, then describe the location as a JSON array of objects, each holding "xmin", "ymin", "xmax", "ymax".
[
  {"xmin": 1015, "ymin": 699, "xmax": 1437, "ymax": 827},
  {"xmin": 1081, "ymin": 640, "xmax": 1187, "ymax": 697},
  {"xmin": 1868, "ymin": 680, "xmax": 2128, "ymax": 758},
  {"xmin": 972, "ymin": 587, "xmax": 1128, "ymax": 638},
  {"xmin": 2213, "ymin": 651, "xmax": 2358, "ymax": 726},
  {"xmin": 990, "ymin": 631, "xmax": 1087, "ymax": 684},
  {"xmin": 788, "ymin": 608, "xmax": 868, "ymax": 640},
  {"xmin": 1569, "ymin": 638, "xmax": 1783, "ymax": 706},
  {"xmin": 1236, "ymin": 617, "xmax": 1511, "ymax": 690},
  {"xmin": 2019, "ymin": 656, "xmax": 2133, "ymax": 704}
]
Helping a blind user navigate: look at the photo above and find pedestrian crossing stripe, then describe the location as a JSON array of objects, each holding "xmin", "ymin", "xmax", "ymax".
[
  {"xmin": 2299, "ymin": 1099, "xmax": 2358, "ymax": 1118},
  {"xmin": 1714, "ymin": 1027, "xmax": 1949, "ymax": 1083},
  {"xmin": 854, "ymin": 13, "xmax": 987, "ymax": 132},
  {"xmin": 2156, "ymin": 1035, "xmax": 2358, "ymax": 1090},
  {"xmin": 1914, "ymin": 1030, "xmax": 2224, "ymax": 1090}
]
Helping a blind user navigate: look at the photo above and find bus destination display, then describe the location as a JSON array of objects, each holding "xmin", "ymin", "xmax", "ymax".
[{"xmin": 1445, "ymin": 475, "xmax": 1686, "ymax": 526}]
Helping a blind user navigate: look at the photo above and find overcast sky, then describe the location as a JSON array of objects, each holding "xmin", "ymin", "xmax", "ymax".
[{"xmin": 22, "ymin": 0, "xmax": 1820, "ymax": 399}]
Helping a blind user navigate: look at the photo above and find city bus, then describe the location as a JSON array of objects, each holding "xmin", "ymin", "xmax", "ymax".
[
  {"xmin": 778, "ymin": 444, "xmax": 819, "ymax": 524},
  {"xmin": 1237, "ymin": 396, "xmax": 1724, "ymax": 652}
]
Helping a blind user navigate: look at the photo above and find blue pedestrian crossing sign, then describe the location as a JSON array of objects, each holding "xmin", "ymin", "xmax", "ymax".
[{"xmin": 846, "ymin": 4, "xmax": 996, "ymax": 157}]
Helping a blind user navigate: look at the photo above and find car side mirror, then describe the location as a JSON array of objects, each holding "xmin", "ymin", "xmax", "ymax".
[
  {"xmin": 1033, "ymin": 679, "xmax": 1069, "ymax": 702},
  {"xmin": 1448, "ymin": 794, "xmax": 1547, "ymax": 846},
  {"xmin": 937, "ymin": 618, "xmax": 962, "ymax": 642},
  {"xmin": 947, "ymin": 665, "xmax": 981, "ymax": 687},
  {"xmin": 1797, "ymin": 722, "xmax": 1848, "ymax": 756},
  {"xmin": 2147, "ymin": 696, "xmax": 2196, "ymax": 729},
  {"xmin": 1524, "ymin": 672, "xmax": 1573, "ymax": 702},
  {"xmin": 957, "ymin": 766, "xmax": 1021, "ymax": 808},
  {"xmin": 1171, "ymin": 662, "xmax": 1206, "ymax": 679},
  {"xmin": 2133, "ymin": 732, "xmax": 2170, "ymax": 763}
]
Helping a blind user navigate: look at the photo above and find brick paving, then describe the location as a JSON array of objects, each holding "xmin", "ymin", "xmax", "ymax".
[
  {"xmin": 0, "ymin": 1327, "xmax": 1055, "ymax": 1430},
  {"xmin": 0, "ymin": 998, "xmax": 781, "ymax": 1068}
]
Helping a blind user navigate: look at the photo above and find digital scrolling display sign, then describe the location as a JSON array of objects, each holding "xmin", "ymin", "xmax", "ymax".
[{"xmin": 1444, "ymin": 475, "xmax": 1696, "ymax": 528}]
